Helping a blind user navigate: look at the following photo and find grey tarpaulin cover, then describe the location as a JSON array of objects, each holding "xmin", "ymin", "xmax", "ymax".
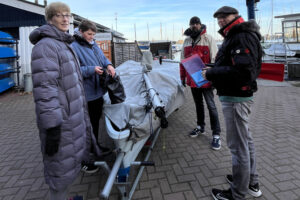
[{"xmin": 103, "ymin": 60, "xmax": 185, "ymax": 141}]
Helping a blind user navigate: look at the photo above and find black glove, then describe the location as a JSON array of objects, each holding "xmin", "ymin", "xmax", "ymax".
[
  {"xmin": 45, "ymin": 126, "xmax": 61, "ymax": 157},
  {"xmin": 181, "ymin": 79, "xmax": 186, "ymax": 87}
]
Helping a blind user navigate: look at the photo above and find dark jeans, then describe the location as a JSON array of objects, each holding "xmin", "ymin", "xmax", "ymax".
[
  {"xmin": 191, "ymin": 87, "xmax": 221, "ymax": 135},
  {"xmin": 87, "ymin": 97, "xmax": 104, "ymax": 143}
]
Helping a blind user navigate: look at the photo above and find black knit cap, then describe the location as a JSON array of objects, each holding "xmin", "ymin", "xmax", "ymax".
[
  {"xmin": 189, "ymin": 16, "xmax": 201, "ymax": 25},
  {"xmin": 213, "ymin": 6, "xmax": 238, "ymax": 18}
]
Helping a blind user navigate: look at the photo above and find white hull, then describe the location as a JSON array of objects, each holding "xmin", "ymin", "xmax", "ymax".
[
  {"xmin": 263, "ymin": 43, "xmax": 297, "ymax": 57},
  {"xmin": 264, "ymin": 50, "xmax": 296, "ymax": 57},
  {"xmin": 100, "ymin": 59, "xmax": 185, "ymax": 199},
  {"xmin": 105, "ymin": 116, "xmax": 154, "ymax": 168}
]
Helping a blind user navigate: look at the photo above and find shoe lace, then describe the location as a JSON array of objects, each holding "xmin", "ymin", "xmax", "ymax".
[
  {"xmin": 212, "ymin": 137, "xmax": 219, "ymax": 144},
  {"xmin": 221, "ymin": 189, "xmax": 233, "ymax": 198},
  {"xmin": 249, "ymin": 183, "xmax": 260, "ymax": 190},
  {"xmin": 191, "ymin": 128, "xmax": 199, "ymax": 134}
]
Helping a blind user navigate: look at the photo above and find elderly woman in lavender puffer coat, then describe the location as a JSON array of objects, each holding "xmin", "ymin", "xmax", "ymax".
[{"xmin": 29, "ymin": 2, "xmax": 101, "ymax": 200}]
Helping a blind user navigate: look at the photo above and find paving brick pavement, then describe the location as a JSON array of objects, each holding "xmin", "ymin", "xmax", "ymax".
[{"xmin": 0, "ymin": 80, "xmax": 299, "ymax": 200}]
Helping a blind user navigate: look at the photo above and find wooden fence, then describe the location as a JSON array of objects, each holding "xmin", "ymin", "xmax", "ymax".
[
  {"xmin": 96, "ymin": 40, "xmax": 112, "ymax": 62},
  {"xmin": 113, "ymin": 42, "xmax": 143, "ymax": 67},
  {"xmin": 96, "ymin": 41, "xmax": 142, "ymax": 67}
]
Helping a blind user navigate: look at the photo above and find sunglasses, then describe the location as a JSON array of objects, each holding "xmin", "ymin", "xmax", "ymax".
[{"xmin": 190, "ymin": 23, "xmax": 201, "ymax": 26}]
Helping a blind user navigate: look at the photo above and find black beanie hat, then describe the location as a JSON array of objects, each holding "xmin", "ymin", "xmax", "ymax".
[
  {"xmin": 189, "ymin": 16, "xmax": 201, "ymax": 25},
  {"xmin": 213, "ymin": 6, "xmax": 238, "ymax": 18}
]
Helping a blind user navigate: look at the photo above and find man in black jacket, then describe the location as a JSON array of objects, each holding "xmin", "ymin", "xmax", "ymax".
[{"xmin": 202, "ymin": 6, "xmax": 263, "ymax": 200}]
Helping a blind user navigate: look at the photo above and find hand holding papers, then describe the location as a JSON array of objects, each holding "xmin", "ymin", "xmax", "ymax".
[
  {"xmin": 181, "ymin": 54, "xmax": 209, "ymax": 87},
  {"xmin": 201, "ymin": 68, "xmax": 209, "ymax": 80}
]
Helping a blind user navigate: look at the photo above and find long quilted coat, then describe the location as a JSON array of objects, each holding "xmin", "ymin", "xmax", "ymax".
[{"xmin": 30, "ymin": 24, "xmax": 100, "ymax": 191}]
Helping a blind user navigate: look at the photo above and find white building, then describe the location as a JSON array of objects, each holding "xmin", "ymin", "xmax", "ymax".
[{"xmin": 275, "ymin": 13, "xmax": 300, "ymax": 55}]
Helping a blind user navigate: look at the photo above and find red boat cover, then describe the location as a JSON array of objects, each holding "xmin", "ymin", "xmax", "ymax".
[{"xmin": 258, "ymin": 63, "xmax": 285, "ymax": 82}]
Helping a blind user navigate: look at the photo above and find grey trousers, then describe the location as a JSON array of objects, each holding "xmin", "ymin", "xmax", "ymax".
[
  {"xmin": 221, "ymin": 100, "xmax": 259, "ymax": 200},
  {"xmin": 49, "ymin": 187, "xmax": 68, "ymax": 200}
]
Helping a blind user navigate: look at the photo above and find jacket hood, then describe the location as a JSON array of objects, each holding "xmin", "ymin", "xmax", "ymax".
[
  {"xmin": 29, "ymin": 24, "xmax": 74, "ymax": 45},
  {"xmin": 219, "ymin": 17, "xmax": 261, "ymax": 40},
  {"xmin": 234, "ymin": 20, "xmax": 262, "ymax": 40},
  {"xmin": 73, "ymin": 28, "xmax": 95, "ymax": 47},
  {"xmin": 184, "ymin": 24, "xmax": 207, "ymax": 37}
]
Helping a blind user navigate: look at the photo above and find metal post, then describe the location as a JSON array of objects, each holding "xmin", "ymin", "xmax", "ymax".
[
  {"xmin": 128, "ymin": 128, "xmax": 161, "ymax": 200},
  {"xmin": 100, "ymin": 152, "xmax": 125, "ymax": 199},
  {"xmin": 296, "ymin": 21, "xmax": 299, "ymax": 43},
  {"xmin": 246, "ymin": 0, "xmax": 255, "ymax": 20},
  {"xmin": 282, "ymin": 21, "xmax": 285, "ymax": 43},
  {"xmin": 15, "ymin": 40, "xmax": 20, "ymax": 88}
]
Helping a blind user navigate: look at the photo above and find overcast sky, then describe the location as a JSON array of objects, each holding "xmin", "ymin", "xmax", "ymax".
[{"xmin": 41, "ymin": 0, "xmax": 300, "ymax": 41}]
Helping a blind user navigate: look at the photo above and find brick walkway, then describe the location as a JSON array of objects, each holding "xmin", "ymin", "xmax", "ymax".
[{"xmin": 0, "ymin": 80, "xmax": 299, "ymax": 200}]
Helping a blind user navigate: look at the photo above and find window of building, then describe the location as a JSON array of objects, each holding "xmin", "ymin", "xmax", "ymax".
[
  {"xmin": 283, "ymin": 21, "xmax": 297, "ymax": 42},
  {"xmin": 297, "ymin": 21, "xmax": 300, "ymax": 42}
]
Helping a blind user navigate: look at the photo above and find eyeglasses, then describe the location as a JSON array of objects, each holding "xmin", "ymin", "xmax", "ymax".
[{"xmin": 55, "ymin": 14, "xmax": 72, "ymax": 19}]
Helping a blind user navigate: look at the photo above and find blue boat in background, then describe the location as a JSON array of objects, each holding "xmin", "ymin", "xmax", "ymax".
[
  {"xmin": 0, "ymin": 63, "xmax": 14, "ymax": 75},
  {"xmin": 0, "ymin": 47, "xmax": 16, "ymax": 58},
  {"xmin": 0, "ymin": 78, "xmax": 15, "ymax": 93},
  {"xmin": 0, "ymin": 31, "xmax": 16, "ymax": 93},
  {"xmin": 0, "ymin": 31, "xmax": 15, "ymax": 43}
]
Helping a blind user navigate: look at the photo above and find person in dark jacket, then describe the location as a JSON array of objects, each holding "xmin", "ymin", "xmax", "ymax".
[
  {"xmin": 180, "ymin": 16, "xmax": 222, "ymax": 150},
  {"xmin": 30, "ymin": 2, "xmax": 101, "ymax": 200},
  {"xmin": 71, "ymin": 20, "xmax": 115, "ymax": 173},
  {"xmin": 202, "ymin": 6, "xmax": 263, "ymax": 200}
]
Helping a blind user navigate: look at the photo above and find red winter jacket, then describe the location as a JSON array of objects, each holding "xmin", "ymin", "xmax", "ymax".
[{"xmin": 180, "ymin": 27, "xmax": 218, "ymax": 88}]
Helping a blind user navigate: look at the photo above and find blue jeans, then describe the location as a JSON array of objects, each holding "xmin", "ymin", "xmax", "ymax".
[
  {"xmin": 221, "ymin": 100, "xmax": 259, "ymax": 200},
  {"xmin": 191, "ymin": 87, "xmax": 221, "ymax": 135}
]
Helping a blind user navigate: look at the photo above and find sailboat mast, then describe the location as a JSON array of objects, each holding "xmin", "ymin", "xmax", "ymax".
[
  {"xmin": 147, "ymin": 23, "xmax": 149, "ymax": 41},
  {"xmin": 271, "ymin": 0, "xmax": 273, "ymax": 38},
  {"xmin": 160, "ymin": 22, "xmax": 162, "ymax": 40},
  {"xmin": 134, "ymin": 23, "xmax": 136, "ymax": 41},
  {"xmin": 173, "ymin": 24, "xmax": 174, "ymax": 41},
  {"xmin": 115, "ymin": 13, "xmax": 118, "ymax": 31}
]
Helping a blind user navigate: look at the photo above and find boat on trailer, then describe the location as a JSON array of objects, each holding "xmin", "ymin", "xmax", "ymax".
[
  {"xmin": 95, "ymin": 56, "xmax": 185, "ymax": 199},
  {"xmin": 263, "ymin": 43, "xmax": 296, "ymax": 57}
]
